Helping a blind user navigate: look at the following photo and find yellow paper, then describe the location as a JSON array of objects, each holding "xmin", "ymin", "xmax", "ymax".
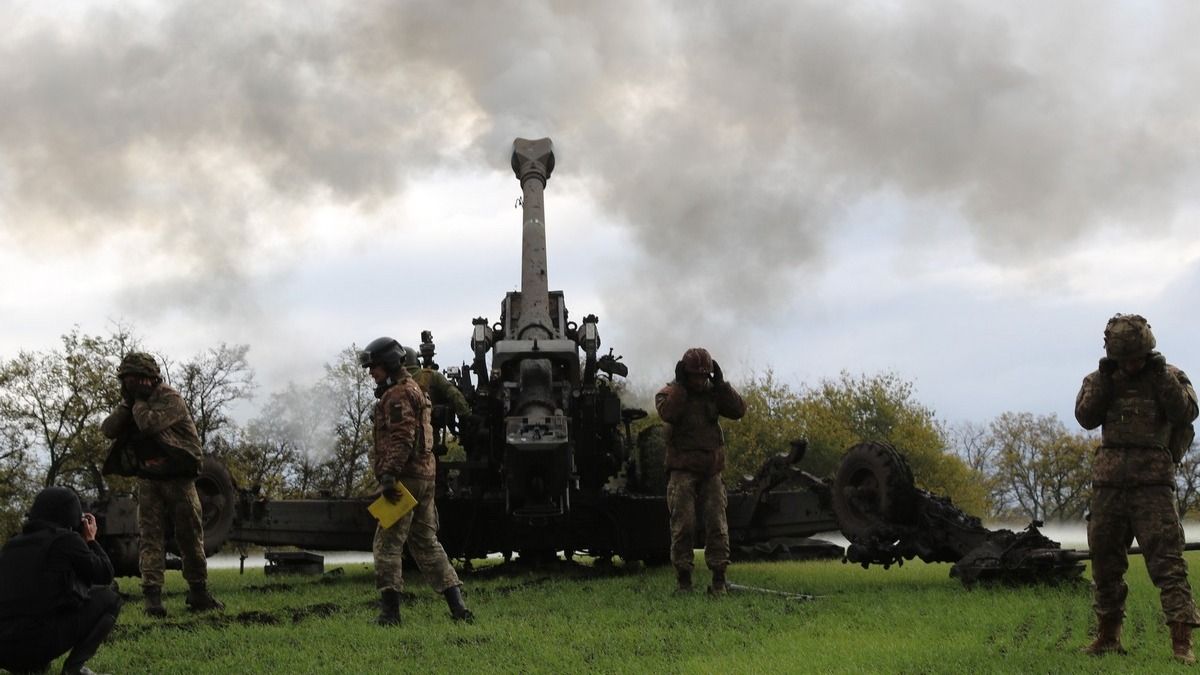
[{"xmin": 368, "ymin": 485, "xmax": 417, "ymax": 529}]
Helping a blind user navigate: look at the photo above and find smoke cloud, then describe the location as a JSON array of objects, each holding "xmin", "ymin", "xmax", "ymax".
[{"xmin": 2, "ymin": 0, "xmax": 1198, "ymax": 372}]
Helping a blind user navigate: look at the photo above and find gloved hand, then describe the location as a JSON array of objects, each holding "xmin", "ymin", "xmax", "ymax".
[
  {"xmin": 711, "ymin": 360, "xmax": 725, "ymax": 386},
  {"xmin": 120, "ymin": 381, "xmax": 136, "ymax": 406},
  {"xmin": 1146, "ymin": 352, "xmax": 1167, "ymax": 373},
  {"xmin": 674, "ymin": 360, "xmax": 687, "ymax": 384},
  {"xmin": 379, "ymin": 473, "xmax": 399, "ymax": 503},
  {"xmin": 1098, "ymin": 357, "xmax": 1118, "ymax": 376}
]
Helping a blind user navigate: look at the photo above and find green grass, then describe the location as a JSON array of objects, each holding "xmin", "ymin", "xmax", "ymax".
[{"xmin": 64, "ymin": 554, "xmax": 1200, "ymax": 674}]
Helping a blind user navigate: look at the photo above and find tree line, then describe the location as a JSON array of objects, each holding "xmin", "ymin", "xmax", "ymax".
[{"xmin": 2, "ymin": 325, "xmax": 1198, "ymax": 539}]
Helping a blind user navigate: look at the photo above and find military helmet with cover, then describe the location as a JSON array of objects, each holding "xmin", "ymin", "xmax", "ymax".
[
  {"xmin": 680, "ymin": 347, "xmax": 714, "ymax": 376},
  {"xmin": 358, "ymin": 337, "xmax": 406, "ymax": 371},
  {"xmin": 1103, "ymin": 314, "xmax": 1156, "ymax": 359},
  {"xmin": 117, "ymin": 351, "xmax": 162, "ymax": 379},
  {"xmin": 404, "ymin": 346, "xmax": 419, "ymax": 368}
]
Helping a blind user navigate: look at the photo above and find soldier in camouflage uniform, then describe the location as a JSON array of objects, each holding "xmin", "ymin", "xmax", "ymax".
[
  {"xmin": 1075, "ymin": 314, "xmax": 1199, "ymax": 664},
  {"xmin": 655, "ymin": 347, "xmax": 746, "ymax": 595},
  {"xmin": 404, "ymin": 346, "xmax": 472, "ymax": 423},
  {"xmin": 359, "ymin": 337, "xmax": 473, "ymax": 625},
  {"xmin": 100, "ymin": 352, "xmax": 223, "ymax": 617}
]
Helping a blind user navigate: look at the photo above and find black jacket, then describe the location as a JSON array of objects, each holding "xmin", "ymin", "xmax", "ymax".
[{"xmin": 0, "ymin": 522, "xmax": 114, "ymax": 621}]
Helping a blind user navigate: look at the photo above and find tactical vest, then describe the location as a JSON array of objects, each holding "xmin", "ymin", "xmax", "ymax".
[
  {"xmin": 1102, "ymin": 374, "xmax": 1172, "ymax": 450},
  {"xmin": 667, "ymin": 394, "xmax": 724, "ymax": 451},
  {"xmin": 373, "ymin": 379, "xmax": 435, "ymax": 479},
  {"xmin": 664, "ymin": 392, "xmax": 726, "ymax": 475},
  {"xmin": 0, "ymin": 529, "xmax": 87, "ymax": 620}
]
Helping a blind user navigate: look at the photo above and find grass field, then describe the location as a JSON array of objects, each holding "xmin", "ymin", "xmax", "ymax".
[{"xmin": 64, "ymin": 553, "xmax": 1200, "ymax": 674}]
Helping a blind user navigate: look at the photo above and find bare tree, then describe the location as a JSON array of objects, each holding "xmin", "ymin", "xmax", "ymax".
[
  {"xmin": 987, "ymin": 412, "xmax": 1093, "ymax": 522},
  {"xmin": 317, "ymin": 346, "xmax": 375, "ymax": 498},
  {"xmin": 948, "ymin": 420, "xmax": 1008, "ymax": 519},
  {"xmin": 172, "ymin": 343, "xmax": 255, "ymax": 451}
]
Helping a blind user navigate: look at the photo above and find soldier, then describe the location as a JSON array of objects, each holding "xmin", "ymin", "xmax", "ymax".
[
  {"xmin": 404, "ymin": 346, "xmax": 472, "ymax": 424},
  {"xmin": 0, "ymin": 487, "xmax": 121, "ymax": 675},
  {"xmin": 1075, "ymin": 314, "xmax": 1199, "ymax": 664},
  {"xmin": 99, "ymin": 351, "xmax": 223, "ymax": 617},
  {"xmin": 359, "ymin": 337, "xmax": 473, "ymax": 625},
  {"xmin": 655, "ymin": 347, "xmax": 746, "ymax": 595}
]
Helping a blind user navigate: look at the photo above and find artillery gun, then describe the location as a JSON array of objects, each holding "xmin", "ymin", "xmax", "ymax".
[{"xmin": 81, "ymin": 137, "xmax": 1181, "ymax": 587}]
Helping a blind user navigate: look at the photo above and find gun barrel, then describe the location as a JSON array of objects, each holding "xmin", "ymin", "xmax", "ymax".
[
  {"xmin": 511, "ymin": 138, "xmax": 556, "ymax": 339},
  {"xmin": 1062, "ymin": 541, "xmax": 1200, "ymax": 562}
]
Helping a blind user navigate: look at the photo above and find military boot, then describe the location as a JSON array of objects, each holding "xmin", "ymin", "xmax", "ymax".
[
  {"xmin": 376, "ymin": 589, "xmax": 401, "ymax": 626},
  {"xmin": 1082, "ymin": 615, "xmax": 1125, "ymax": 655},
  {"xmin": 443, "ymin": 585, "xmax": 474, "ymax": 622},
  {"xmin": 674, "ymin": 568, "xmax": 693, "ymax": 594},
  {"xmin": 708, "ymin": 567, "xmax": 729, "ymax": 596},
  {"xmin": 142, "ymin": 585, "xmax": 167, "ymax": 618},
  {"xmin": 1171, "ymin": 622, "xmax": 1196, "ymax": 665},
  {"xmin": 185, "ymin": 582, "xmax": 224, "ymax": 612}
]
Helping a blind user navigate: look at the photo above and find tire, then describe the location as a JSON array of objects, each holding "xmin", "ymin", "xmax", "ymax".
[
  {"xmin": 171, "ymin": 456, "xmax": 236, "ymax": 557},
  {"xmin": 636, "ymin": 424, "xmax": 668, "ymax": 495},
  {"xmin": 832, "ymin": 441, "xmax": 917, "ymax": 542}
]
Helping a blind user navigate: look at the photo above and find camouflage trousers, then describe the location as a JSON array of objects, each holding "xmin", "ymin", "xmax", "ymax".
[
  {"xmin": 1088, "ymin": 485, "xmax": 1200, "ymax": 625},
  {"xmin": 667, "ymin": 470, "xmax": 729, "ymax": 572},
  {"xmin": 373, "ymin": 477, "xmax": 461, "ymax": 594},
  {"xmin": 138, "ymin": 477, "xmax": 207, "ymax": 588}
]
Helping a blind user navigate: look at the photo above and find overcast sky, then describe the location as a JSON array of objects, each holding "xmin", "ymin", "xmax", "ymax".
[{"xmin": 1, "ymin": 0, "xmax": 1198, "ymax": 430}]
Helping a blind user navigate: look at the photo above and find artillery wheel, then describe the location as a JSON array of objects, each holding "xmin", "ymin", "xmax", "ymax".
[
  {"xmin": 168, "ymin": 456, "xmax": 237, "ymax": 557},
  {"xmin": 832, "ymin": 442, "xmax": 917, "ymax": 542},
  {"xmin": 635, "ymin": 424, "xmax": 668, "ymax": 495}
]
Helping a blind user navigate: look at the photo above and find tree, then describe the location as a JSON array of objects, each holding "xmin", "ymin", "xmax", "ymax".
[
  {"xmin": 315, "ymin": 346, "xmax": 375, "ymax": 498},
  {"xmin": 724, "ymin": 370, "xmax": 988, "ymax": 515},
  {"xmin": 1176, "ymin": 439, "xmax": 1200, "ymax": 518},
  {"xmin": 0, "ymin": 325, "xmax": 137, "ymax": 494},
  {"xmin": 171, "ymin": 343, "xmax": 256, "ymax": 451},
  {"xmin": 986, "ymin": 412, "xmax": 1093, "ymax": 522},
  {"xmin": 0, "ymin": 422, "xmax": 36, "ymax": 539},
  {"xmin": 948, "ymin": 420, "xmax": 1009, "ymax": 519}
]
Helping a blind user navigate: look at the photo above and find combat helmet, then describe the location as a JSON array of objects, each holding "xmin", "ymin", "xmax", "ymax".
[
  {"xmin": 404, "ymin": 346, "xmax": 419, "ymax": 368},
  {"xmin": 117, "ymin": 351, "xmax": 162, "ymax": 379},
  {"xmin": 358, "ymin": 337, "xmax": 407, "ymax": 372},
  {"xmin": 680, "ymin": 347, "xmax": 714, "ymax": 376},
  {"xmin": 1103, "ymin": 314, "xmax": 1156, "ymax": 359}
]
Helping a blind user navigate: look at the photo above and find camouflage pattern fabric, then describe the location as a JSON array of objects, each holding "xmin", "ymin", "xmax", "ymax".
[
  {"xmin": 1088, "ymin": 486, "xmax": 1199, "ymax": 626},
  {"xmin": 372, "ymin": 374, "xmax": 436, "ymax": 481},
  {"xmin": 654, "ymin": 381, "xmax": 746, "ymax": 476},
  {"xmin": 666, "ymin": 470, "xmax": 729, "ymax": 572},
  {"xmin": 372, "ymin": 477, "xmax": 461, "ymax": 593},
  {"xmin": 405, "ymin": 365, "xmax": 471, "ymax": 417},
  {"xmin": 137, "ymin": 477, "xmax": 207, "ymax": 587},
  {"xmin": 101, "ymin": 383, "xmax": 202, "ymax": 478},
  {"xmin": 1076, "ymin": 363, "xmax": 1197, "ymax": 486},
  {"xmin": 1077, "ymin": 352, "xmax": 1200, "ymax": 626}
]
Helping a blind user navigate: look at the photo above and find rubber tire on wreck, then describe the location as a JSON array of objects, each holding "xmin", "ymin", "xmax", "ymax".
[
  {"xmin": 167, "ymin": 456, "xmax": 237, "ymax": 557},
  {"xmin": 831, "ymin": 441, "xmax": 918, "ymax": 542}
]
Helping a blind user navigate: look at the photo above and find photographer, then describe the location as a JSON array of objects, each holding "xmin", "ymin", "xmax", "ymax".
[{"xmin": 0, "ymin": 487, "xmax": 121, "ymax": 675}]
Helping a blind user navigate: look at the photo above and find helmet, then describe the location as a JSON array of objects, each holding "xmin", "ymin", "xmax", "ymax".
[
  {"xmin": 404, "ymin": 346, "xmax": 419, "ymax": 368},
  {"xmin": 680, "ymin": 347, "xmax": 714, "ymax": 375},
  {"xmin": 117, "ymin": 351, "xmax": 162, "ymax": 379},
  {"xmin": 358, "ymin": 337, "xmax": 406, "ymax": 371},
  {"xmin": 1104, "ymin": 314, "xmax": 1156, "ymax": 359}
]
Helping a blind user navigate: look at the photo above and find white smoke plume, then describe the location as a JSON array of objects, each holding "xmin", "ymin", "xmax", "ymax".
[{"xmin": 2, "ymin": 0, "xmax": 1198, "ymax": 376}]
